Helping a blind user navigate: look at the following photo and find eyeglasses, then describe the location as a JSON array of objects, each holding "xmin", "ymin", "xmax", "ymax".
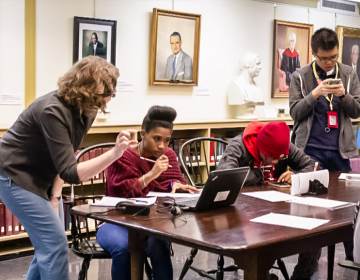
[
  {"xmin": 97, "ymin": 92, "xmax": 116, "ymax": 98},
  {"xmin": 315, "ymin": 54, "xmax": 338, "ymax": 63}
]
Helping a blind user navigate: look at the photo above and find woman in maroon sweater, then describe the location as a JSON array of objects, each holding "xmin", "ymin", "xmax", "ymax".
[{"xmin": 97, "ymin": 105, "xmax": 197, "ymax": 280}]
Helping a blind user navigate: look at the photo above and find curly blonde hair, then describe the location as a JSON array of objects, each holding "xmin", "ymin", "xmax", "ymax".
[{"xmin": 58, "ymin": 56, "xmax": 119, "ymax": 112}]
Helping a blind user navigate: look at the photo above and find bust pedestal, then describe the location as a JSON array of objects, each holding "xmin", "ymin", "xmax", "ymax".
[{"xmin": 229, "ymin": 102, "xmax": 266, "ymax": 119}]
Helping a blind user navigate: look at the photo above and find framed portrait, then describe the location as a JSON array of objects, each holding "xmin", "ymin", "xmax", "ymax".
[
  {"xmin": 272, "ymin": 20, "xmax": 313, "ymax": 98},
  {"xmin": 149, "ymin": 8, "xmax": 201, "ymax": 86},
  {"xmin": 336, "ymin": 26, "xmax": 360, "ymax": 79},
  {"xmin": 73, "ymin": 16, "xmax": 117, "ymax": 64}
]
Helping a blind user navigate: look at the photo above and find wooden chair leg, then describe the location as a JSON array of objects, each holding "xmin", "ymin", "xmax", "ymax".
[
  {"xmin": 178, "ymin": 248, "xmax": 198, "ymax": 280},
  {"xmin": 276, "ymin": 258, "xmax": 290, "ymax": 280},
  {"xmin": 215, "ymin": 255, "xmax": 224, "ymax": 280},
  {"xmin": 78, "ymin": 257, "xmax": 91, "ymax": 280},
  {"xmin": 357, "ymin": 271, "xmax": 360, "ymax": 280},
  {"xmin": 328, "ymin": 244, "xmax": 335, "ymax": 280}
]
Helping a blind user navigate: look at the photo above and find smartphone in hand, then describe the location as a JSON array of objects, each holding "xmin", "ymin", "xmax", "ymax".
[{"xmin": 324, "ymin": 78, "xmax": 342, "ymax": 86}]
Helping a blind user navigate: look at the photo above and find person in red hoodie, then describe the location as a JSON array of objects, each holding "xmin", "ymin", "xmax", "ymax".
[
  {"xmin": 96, "ymin": 105, "xmax": 197, "ymax": 280},
  {"xmin": 218, "ymin": 121, "xmax": 319, "ymax": 280}
]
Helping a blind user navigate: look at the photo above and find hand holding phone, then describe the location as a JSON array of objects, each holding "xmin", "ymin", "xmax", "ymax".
[{"xmin": 323, "ymin": 78, "xmax": 342, "ymax": 86}]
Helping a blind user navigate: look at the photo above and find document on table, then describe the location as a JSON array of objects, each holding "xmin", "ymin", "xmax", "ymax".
[
  {"xmin": 251, "ymin": 212, "xmax": 329, "ymax": 230},
  {"xmin": 242, "ymin": 190, "xmax": 293, "ymax": 202},
  {"xmin": 90, "ymin": 196, "xmax": 157, "ymax": 207},
  {"xmin": 147, "ymin": 191, "xmax": 201, "ymax": 198},
  {"xmin": 288, "ymin": 196, "xmax": 354, "ymax": 210},
  {"xmin": 338, "ymin": 173, "xmax": 360, "ymax": 182}
]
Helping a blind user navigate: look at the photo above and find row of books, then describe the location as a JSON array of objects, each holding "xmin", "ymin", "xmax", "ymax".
[{"xmin": 0, "ymin": 202, "xmax": 25, "ymax": 236}]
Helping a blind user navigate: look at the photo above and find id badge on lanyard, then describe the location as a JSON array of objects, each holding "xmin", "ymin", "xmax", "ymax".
[
  {"xmin": 313, "ymin": 62, "xmax": 339, "ymax": 131},
  {"xmin": 327, "ymin": 111, "xmax": 338, "ymax": 128}
]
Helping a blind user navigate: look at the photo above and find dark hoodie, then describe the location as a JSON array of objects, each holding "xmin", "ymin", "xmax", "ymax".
[{"xmin": 217, "ymin": 122, "xmax": 315, "ymax": 185}]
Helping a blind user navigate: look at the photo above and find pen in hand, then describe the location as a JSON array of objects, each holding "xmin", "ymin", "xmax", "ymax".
[{"xmin": 140, "ymin": 156, "xmax": 173, "ymax": 168}]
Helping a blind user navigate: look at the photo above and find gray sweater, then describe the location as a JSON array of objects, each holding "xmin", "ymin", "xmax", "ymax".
[{"xmin": 289, "ymin": 63, "xmax": 360, "ymax": 159}]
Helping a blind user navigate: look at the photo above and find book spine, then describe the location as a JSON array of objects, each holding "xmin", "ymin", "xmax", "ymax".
[{"xmin": 0, "ymin": 202, "xmax": 5, "ymax": 235}]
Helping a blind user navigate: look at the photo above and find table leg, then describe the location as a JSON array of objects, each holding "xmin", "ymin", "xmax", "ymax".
[
  {"xmin": 327, "ymin": 244, "xmax": 335, "ymax": 280},
  {"xmin": 234, "ymin": 253, "xmax": 273, "ymax": 280},
  {"xmin": 128, "ymin": 229, "xmax": 146, "ymax": 280}
]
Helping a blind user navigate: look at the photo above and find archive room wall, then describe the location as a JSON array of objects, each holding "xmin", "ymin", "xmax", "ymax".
[{"xmin": 5, "ymin": 0, "xmax": 360, "ymax": 125}]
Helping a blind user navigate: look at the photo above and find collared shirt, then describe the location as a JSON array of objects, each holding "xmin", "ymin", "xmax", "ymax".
[{"xmin": 0, "ymin": 91, "xmax": 96, "ymax": 199}]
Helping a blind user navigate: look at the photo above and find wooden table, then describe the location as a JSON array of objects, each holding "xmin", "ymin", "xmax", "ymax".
[{"xmin": 72, "ymin": 174, "xmax": 359, "ymax": 280}]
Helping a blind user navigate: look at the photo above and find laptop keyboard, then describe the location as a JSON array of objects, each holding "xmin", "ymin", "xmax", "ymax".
[{"xmin": 175, "ymin": 198, "xmax": 198, "ymax": 207}]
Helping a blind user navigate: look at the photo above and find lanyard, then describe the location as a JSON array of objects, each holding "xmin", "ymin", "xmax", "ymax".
[{"xmin": 312, "ymin": 62, "xmax": 339, "ymax": 111}]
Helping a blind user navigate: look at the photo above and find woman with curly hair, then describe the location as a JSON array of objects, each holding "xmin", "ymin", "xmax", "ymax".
[{"xmin": 0, "ymin": 56, "xmax": 136, "ymax": 280}]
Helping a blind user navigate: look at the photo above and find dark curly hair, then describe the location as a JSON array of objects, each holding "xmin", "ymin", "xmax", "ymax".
[
  {"xmin": 142, "ymin": 105, "xmax": 177, "ymax": 132},
  {"xmin": 57, "ymin": 56, "xmax": 119, "ymax": 112}
]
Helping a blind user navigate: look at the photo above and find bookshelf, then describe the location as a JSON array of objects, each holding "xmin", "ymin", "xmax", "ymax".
[{"xmin": 0, "ymin": 117, "xmax": 360, "ymax": 257}]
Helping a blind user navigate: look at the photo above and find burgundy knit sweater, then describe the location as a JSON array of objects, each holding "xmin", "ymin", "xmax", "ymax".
[{"xmin": 106, "ymin": 147, "xmax": 186, "ymax": 198}]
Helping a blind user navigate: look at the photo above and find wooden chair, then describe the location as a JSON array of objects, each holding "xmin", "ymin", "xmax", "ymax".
[
  {"xmin": 63, "ymin": 143, "xmax": 115, "ymax": 280},
  {"xmin": 178, "ymin": 137, "xmax": 289, "ymax": 280},
  {"xmin": 338, "ymin": 202, "xmax": 360, "ymax": 280},
  {"xmin": 65, "ymin": 142, "xmax": 153, "ymax": 280}
]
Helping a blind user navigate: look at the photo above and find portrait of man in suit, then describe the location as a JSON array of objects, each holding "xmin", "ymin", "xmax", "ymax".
[
  {"xmin": 87, "ymin": 32, "xmax": 106, "ymax": 59},
  {"xmin": 150, "ymin": 9, "xmax": 200, "ymax": 85},
  {"xmin": 164, "ymin": 32, "xmax": 193, "ymax": 81}
]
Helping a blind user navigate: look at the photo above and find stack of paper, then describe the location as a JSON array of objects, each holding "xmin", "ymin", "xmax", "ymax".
[
  {"xmin": 90, "ymin": 196, "xmax": 156, "ymax": 207},
  {"xmin": 147, "ymin": 191, "xmax": 201, "ymax": 198},
  {"xmin": 288, "ymin": 196, "xmax": 354, "ymax": 210}
]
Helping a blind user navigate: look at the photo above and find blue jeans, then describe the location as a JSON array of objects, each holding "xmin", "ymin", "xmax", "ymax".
[
  {"xmin": 0, "ymin": 171, "xmax": 69, "ymax": 280},
  {"xmin": 96, "ymin": 223, "xmax": 173, "ymax": 280}
]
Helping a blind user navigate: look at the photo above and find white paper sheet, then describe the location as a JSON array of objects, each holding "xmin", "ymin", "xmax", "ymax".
[
  {"xmin": 291, "ymin": 170, "xmax": 329, "ymax": 195},
  {"xmin": 338, "ymin": 173, "xmax": 360, "ymax": 182},
  {"xmin": 288, "ymin": 196, "xmax": 354, "ymax": 210},
  {"xmin": 90, "ymin": 196, "xmax": 156, "ymax": 207},
  {"xmin": 242, "ymin": 190, "xmax": 293, "ymax": 202},
  {"xmin": 338, "ymin": 173, "xmax": 352, "ymax": 180},
  {"xmin": 147, "ymin": 191, "xmax": 201, "ymax": 198},
  {"xmin": 251, "ymin": 212, "xmax": 329, "ymax": 230}
]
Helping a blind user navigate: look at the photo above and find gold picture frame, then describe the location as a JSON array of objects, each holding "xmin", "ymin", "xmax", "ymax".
[
  {"xmin": 336, "ymin": 26, "xmax": 360, "ymax": 79},
  {"xmin": 272, "ymin": 20, "xmax": 313, "ymax": 98},
  {"xmin": 149, "ymin": 8, "xmax": 201, "ymax": 86}
]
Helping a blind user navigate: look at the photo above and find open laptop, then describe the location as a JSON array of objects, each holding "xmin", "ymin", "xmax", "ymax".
[{"xmin": 174, "ymin": 167, "xmax": 250, "ymax": 211}]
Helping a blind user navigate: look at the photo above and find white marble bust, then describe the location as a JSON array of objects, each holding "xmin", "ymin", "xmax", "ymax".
[{"xmin": 227, "ymin": 53, "xmax": 265, "ymax": 119}]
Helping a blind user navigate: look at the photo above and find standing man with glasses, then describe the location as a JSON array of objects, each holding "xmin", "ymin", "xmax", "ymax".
[{"xmin": 289, "ymin": 27, "xmax": 360, "ymax": 270}]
